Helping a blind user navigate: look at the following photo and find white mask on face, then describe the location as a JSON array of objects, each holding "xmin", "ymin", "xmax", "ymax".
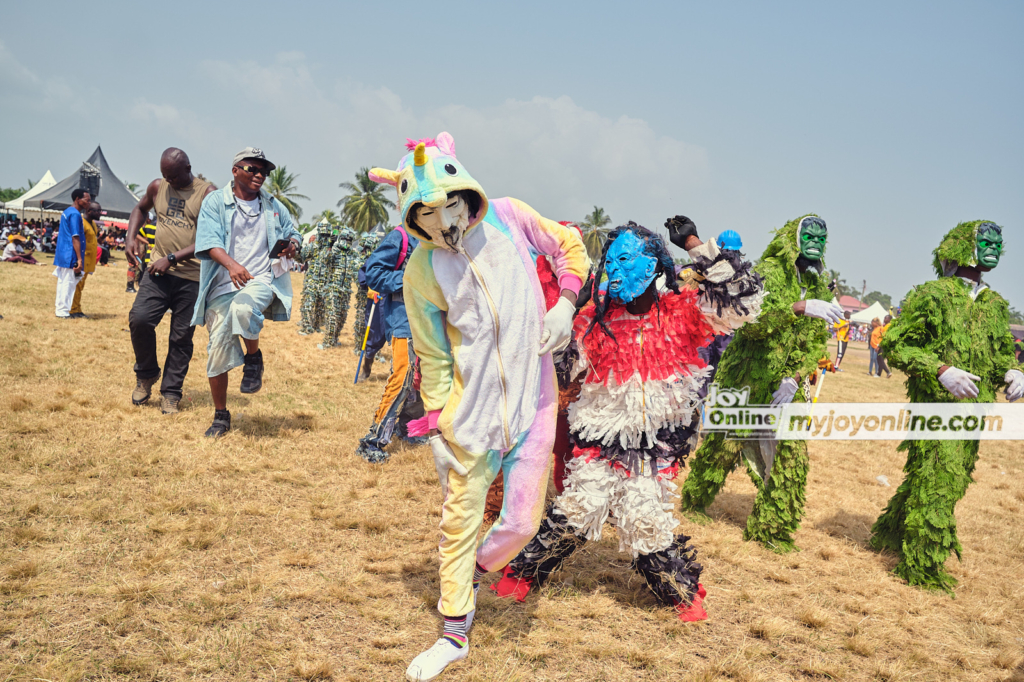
[{"xmin": 413, "ymin": 194, "xmax": 470, "ymax": 253}]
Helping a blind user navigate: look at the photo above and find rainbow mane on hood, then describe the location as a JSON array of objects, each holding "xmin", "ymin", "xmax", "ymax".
[{"xmin": 369, "ymin": 132, "xmax": 489, "ymax": 244}]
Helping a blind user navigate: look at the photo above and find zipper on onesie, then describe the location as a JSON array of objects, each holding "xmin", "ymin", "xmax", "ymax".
[{"xmin": 463, "ymin": 250, "xmax": 512, "ymax": 449}]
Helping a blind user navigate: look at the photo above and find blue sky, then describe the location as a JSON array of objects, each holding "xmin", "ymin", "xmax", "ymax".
[{"xmin": 2, "ymin": 1, "xmax": 1021, "ymax": 306}]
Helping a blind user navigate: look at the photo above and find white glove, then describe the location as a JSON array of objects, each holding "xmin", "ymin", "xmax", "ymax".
[
  {"xmin": 803, "ymin": 299, "xmax": 844, "ymax": 325},
  {"xmin": 770, "ymin": 377, "xmax": 799, "ymax": 406},
  {"xmin": 430, "ymin": 434, "xmax": 469, "ymax": 498},
  {"xmin": 1005, "ymin": 369, "xmax": 1024, "ymax": 402},
  {"xmin": 938, "ymin": 366, "xmax": 980, "ymax": 399},
  {"xmin": 538, "ymin": 296, "xmax": 576, "ymax": 356}
]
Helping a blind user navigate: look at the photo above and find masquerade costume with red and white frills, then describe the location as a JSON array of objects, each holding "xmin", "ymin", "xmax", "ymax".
[{"xmin": 493, "ymin": 225, "xmax": 763, "ymax": 619}]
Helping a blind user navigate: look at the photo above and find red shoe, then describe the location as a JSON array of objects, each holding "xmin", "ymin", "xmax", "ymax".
[
  {"xmin": 490, "ymin": 565, "xmax": 533, "ymax": 602},
  {"xmin": 676, "ymin": 583, "xmax": 708, "ymax": 622}
]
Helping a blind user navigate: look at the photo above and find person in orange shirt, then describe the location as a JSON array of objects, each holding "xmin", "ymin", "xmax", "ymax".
[
  {"xmin": 871, "ymin": 315, "xmax": 893, "ymax": 378},
  {"xmin": 833, "ymin": 310, "xmax": 851, "ymax": 371}
]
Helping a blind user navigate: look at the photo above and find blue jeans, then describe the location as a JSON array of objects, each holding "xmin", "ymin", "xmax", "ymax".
[{"xmin": 868, "ymin": 347, "xmax": 878, "ymax": 375}]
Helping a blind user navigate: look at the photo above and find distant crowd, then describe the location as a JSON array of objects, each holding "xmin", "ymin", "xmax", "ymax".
[{"xmin": 2, "ymin": 216, "xmax": 128, "ymax": 265}]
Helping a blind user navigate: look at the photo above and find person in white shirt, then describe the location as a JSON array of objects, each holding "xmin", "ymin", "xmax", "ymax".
[{"xmin": 191, "ymin": 148, "xmax": 301, "ymax": 438}]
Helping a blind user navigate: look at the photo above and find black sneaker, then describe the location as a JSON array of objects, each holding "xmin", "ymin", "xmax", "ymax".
[
  {"xmin": 126, "ymin": 284, "xmax": 136, "ymax": 293},
  {"xmin": 205, "ymin": 409, "xmax": 231, "ymax": 438},
  {"xmin": 240, "ymin": 349, "xmax": 264, "ymax": 394},
  {"xmin": 70, "ymin": 312, "xmax": 88, "ymax": 319}
]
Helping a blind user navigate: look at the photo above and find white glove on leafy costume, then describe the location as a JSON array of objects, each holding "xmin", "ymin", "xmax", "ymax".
[
  {"xmin": 938, "ymin": 366, "xmax": 980, "ymax": 399},
  {"xmin": 802, "ymin": 299, "xmax": 844, "ymax": 324},
  {"xmin": 538, "ymin": 296, "xmax": 576, "ymax": 356},
  {"xmin": 770, "ymin": 377, "xmax": 799, "ymax": 406},
  {"xmin": 430, "ymin": 434, "xmax": 469, "ymax": 498},
  {"xmin": 1005, "ymin": 369, "xmax": 1024, "ymax": 402}
]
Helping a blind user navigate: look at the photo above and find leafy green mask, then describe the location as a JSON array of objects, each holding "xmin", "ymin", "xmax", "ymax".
[
  {"xmin": 797, "ymin": 216, "xmax": 827, "ymax": 261},
  {"xmin": 976, "ymin": 223, "xmax": 1002, "ymax": 269},
  {"xmin": 931, "ymin": 220, "xmax": 1004, "ymax": 277}
]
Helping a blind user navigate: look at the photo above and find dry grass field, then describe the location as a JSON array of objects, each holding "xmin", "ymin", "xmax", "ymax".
[{"xmin": 2, "ymin": 254, "xmax": 1023, "ymax": 682}]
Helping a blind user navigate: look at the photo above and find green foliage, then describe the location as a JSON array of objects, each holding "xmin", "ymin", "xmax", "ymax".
[
  {"xmin": 681, "ymin": 215, "xmax": 830, "ymax": 551},
  {"xmin": 580, "ymin": 206, "xmax": 611, "ymax": 261},
  {"xmin": 298, "ymin": 223, "xmax": 312, "ymax": 235},
  {"xmin": 1009, "ymin": 306, "xmax": 1023, "ymax": 325},
  {"xmin": 931, "ymin": 221, "xmax": 990, "ymax": 276},
  {"xmin": 338, "ymin": 167, "xmax": 395, "ymax": 234},
  {"xmin": 313, "ymin": 209, "xmax": 341, "ymax": 226},
  {"xmin": 0, "ymin": 186, "xmax": 28, "ymax": 203},
  {"xmin": 824, "ymin": 268, "xmax": 848, "ymax": 297},
  {"xmin": 862, "ymin": 290, "xmax": 892, "ymax": 309},
  {"xmin": 873, "ymin": 270, "xmax": 1019, "ymax": 592},
  {"xmin": 265, "ymin": 166, "xmax": 310, "ymax": 220}
]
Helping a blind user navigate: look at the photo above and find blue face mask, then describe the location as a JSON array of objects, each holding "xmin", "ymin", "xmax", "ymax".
[{"xmin": 605, "ymin": 231, "xmax": 658, "ymax": 304}]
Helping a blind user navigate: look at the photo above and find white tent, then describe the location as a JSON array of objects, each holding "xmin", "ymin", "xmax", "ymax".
[
  {"xmin": 3, "ymin": 171, "xmax": 62, "ymax": 220},
  {"xmin": 850, "ymin": 301, "xmax": 889, "ymax": 324},
  {"xmin": 4, "ymin": 170, "xmax": 57, "ymax": 210}
]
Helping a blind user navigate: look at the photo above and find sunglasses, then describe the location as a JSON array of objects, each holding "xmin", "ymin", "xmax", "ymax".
[{"xmin": 236, "ymin": 164, "xmax": 269, "ymax": 177}]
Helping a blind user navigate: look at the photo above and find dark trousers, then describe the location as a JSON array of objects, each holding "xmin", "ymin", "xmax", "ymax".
[
  {"xmin": 876, "ymin": 351, "xmax": 890, "ymax": 376},
  {"xmin": 128, "ymin": 272, "xmax": 199, "ymax": 399},
  {"xmin": 836, "ymin": 340, "xmax": 848, "ymax": 366},
  {"xmin": 365, "ymin": 298, "xmax": 386, "ymax": 355},
  {"xmin": 697, "ymin": 332, "xmax": 735, "ymax": 399}
]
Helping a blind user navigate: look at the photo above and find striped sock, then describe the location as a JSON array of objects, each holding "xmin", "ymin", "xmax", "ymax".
[
  {"xmin": 473, "ymin": 563, "xmax": 487, "ymax": 589},
  {"xmin": 442, "ymin": 615, "xmax": 468, "ymax": 648}
]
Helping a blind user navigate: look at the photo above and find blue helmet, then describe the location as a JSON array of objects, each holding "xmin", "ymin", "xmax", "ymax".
[{"xmin": 717, "ymin": 229, "xmax": 742, "ymax": 251}]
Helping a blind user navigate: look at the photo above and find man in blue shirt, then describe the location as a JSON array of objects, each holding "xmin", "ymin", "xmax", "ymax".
[
  {"xmin": 355, "ymin": 225, "xmax": 426, "ymax": 462},
  {"xmin": 53, "ymin": 188, "xmax": 91, "ymax": 318}
]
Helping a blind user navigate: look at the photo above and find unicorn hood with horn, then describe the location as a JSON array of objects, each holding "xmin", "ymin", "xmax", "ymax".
[
  {"xmin": 369, "ymin": 133, "xmax": 487, "ymax": 254},
  {"xmin": 371, "ymin": 132, "xmax": 588, "ymax": 679}
]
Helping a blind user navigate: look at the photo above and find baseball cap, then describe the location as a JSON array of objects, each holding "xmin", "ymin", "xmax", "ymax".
[{"xmin": 232, "ymin": 147, "xmax": 276, "ymax": 171}]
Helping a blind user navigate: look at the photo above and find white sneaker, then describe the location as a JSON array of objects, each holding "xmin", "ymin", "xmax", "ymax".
[
  {"xmin": 405, "ymin": 638, "xmax": 469, "ymax": 681},
  {"xmin": 436, "ymin": 586, "xmax": 479, "ymax": 631}
]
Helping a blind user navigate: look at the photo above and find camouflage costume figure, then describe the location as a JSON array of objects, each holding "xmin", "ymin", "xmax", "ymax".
[
  {"xmin": 353, "ymin": 231, "xmax": 382, "ymax": 351},
  {"xmin": 320, "ymin": 227, "xmax": 358, "ymax": 349},
  {"xmin": 298, "ymin": 221, "xmax": 334, "ymax": 336}
]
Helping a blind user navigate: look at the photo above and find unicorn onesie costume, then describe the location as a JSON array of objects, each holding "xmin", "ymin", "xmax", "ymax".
[{"xmin": 369, "ymin": 133, "xmax": 589, "ymax": 681}]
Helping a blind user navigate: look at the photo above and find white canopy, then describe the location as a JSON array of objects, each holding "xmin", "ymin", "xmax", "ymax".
[
  {"xmin": 850, "ymin": 301, "xmax": 889, "ymax": 324},
  {"xmin": 4, "ymin": 171, "xmax": 57, "ymax": 209}
]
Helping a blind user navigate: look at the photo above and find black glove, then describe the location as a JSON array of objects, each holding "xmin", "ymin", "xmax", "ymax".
[{"xmin": 665, "ymin": 215, "xmax": 698, "ymax": 249}]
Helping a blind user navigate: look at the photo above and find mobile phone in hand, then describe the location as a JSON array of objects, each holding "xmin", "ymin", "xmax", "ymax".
[{"xmin": 269, "ymin": 239, "xmax": 292, "ymax": 258}]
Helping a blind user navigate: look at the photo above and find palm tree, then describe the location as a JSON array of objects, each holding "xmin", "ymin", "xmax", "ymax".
[
  {"xmin": 580, "ymin": 206, "xmax": 612, "ymax": 261},
  {"xmin": 313, "ymin": 208, "xmax": 341, "ymax": 226},
  {"xmin": 825, "ymin": 269, "xmax": 848, "ymax": 298},
  {"xmin": 338, "ymin": 167, "xmax": 396, "ymax": 234},
  {"xmin": 265, "ymin": 166, "xmax": 309, "ymax": 220}
]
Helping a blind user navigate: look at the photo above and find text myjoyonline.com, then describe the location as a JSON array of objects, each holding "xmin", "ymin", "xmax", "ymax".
[{"xmin": 701, "ymin": 403, "xmax": 1024, "ymax": 440}]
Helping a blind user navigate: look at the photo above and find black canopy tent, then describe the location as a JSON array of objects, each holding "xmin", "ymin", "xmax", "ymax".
[{"xmin": 28, "ymin": 146, "xmax": 140, "ymax": 220}]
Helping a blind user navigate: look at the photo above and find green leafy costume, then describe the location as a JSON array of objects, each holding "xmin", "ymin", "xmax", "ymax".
[
  {"xmin": 298, "ymin": 225, "xmax": 333, "ymax": 335},
  {"xmin": 681, "ymin": 215, "xmax": 831, "ymax": 552},
  {"xmin": 870, "ymin": 220, "xmax": 1020, "ymax": 592}
]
